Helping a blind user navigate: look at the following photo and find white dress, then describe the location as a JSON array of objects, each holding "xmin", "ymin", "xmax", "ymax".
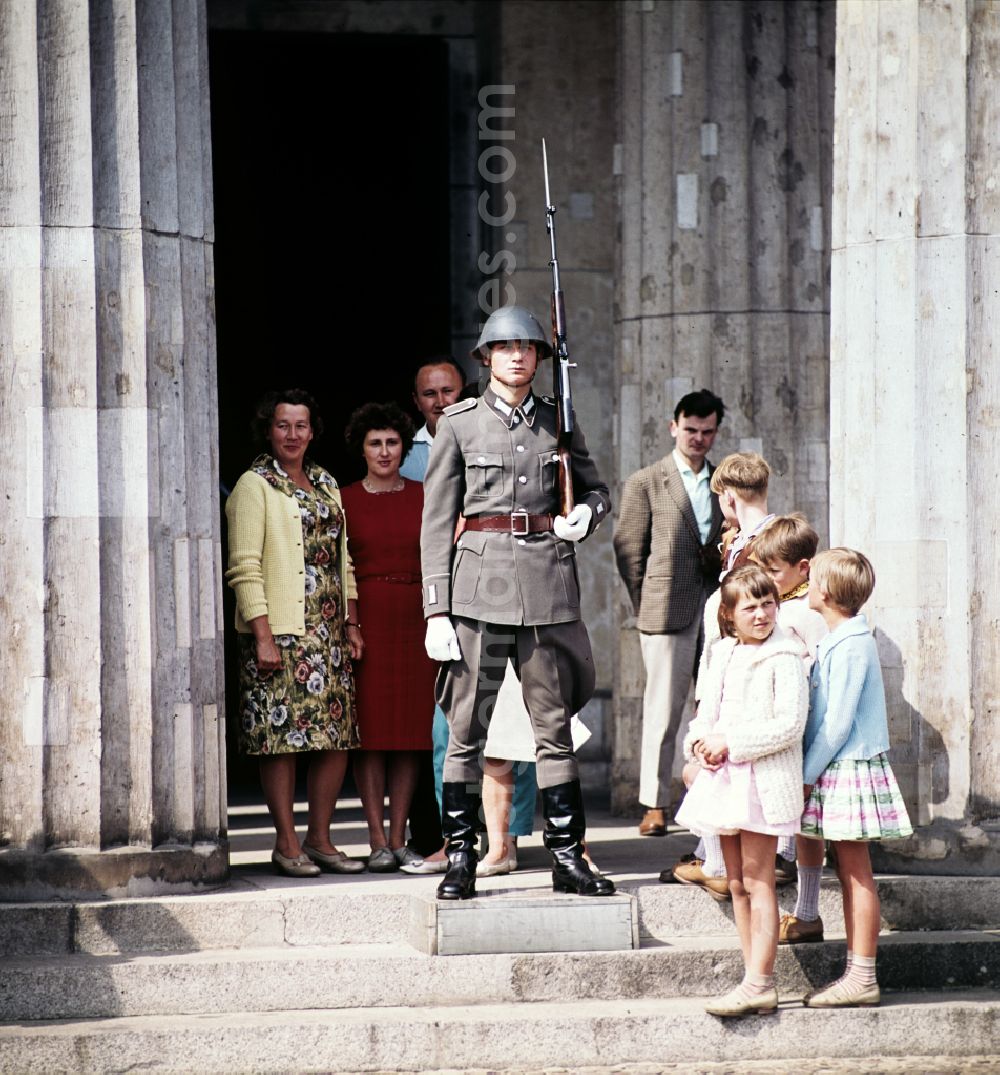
[{"xmin": 675, "ymin": 645, "xmax": 800, "ymax": 838}]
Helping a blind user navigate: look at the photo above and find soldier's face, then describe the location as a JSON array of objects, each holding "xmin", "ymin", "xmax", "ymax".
[
  {"xmin": 486, "ymin": 340, "xmax": 538, "ymax": 388},
  {"xmin": 670, "ymin": 411, "xmax": 718, "ymax": 470},
  {"xmin": 413, "ymin": 363, "xmax": 464, "ymax": 434}
]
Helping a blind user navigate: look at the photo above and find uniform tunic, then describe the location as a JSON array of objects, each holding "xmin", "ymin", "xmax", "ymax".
[{"xmin": 420, "ymin": 387, "xmax": 610, "ymax": 788}]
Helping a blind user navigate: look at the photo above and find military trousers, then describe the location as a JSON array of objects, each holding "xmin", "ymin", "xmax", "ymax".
[{"xmin": 437, "ymin": 616, "xmax": 596, "ymax": 789}]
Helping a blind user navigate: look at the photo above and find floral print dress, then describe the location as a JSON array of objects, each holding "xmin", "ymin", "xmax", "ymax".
[{"xmin": 237, "ymin": 455, "xmax": 360, "ymax": 755}]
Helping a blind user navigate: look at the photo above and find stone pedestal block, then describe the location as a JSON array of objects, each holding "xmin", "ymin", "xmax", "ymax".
[
  {"xmin": 0, "ymin": 0, "xmax": 225, "ymax": 898},
  {"xmin": 409, "ymin": 891, "xmax": 638, "ymax": 956},
  {"xmin": 830, "ymin": 0, "xmax": 1000, "ymax": 872}
]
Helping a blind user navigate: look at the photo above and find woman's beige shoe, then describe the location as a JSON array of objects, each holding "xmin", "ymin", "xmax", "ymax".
[
  {"xmin": 477, "ymin": 844, "xmax": 512, "ymax": 877},
  {"xmin": 301, "ymin": 843, "xmax": 365, "ymax": 873},
  {"xmin": 804, "ymin": 979, "xmax": 880, "ymax": 1008},
  {"xmin": 704, "ymin": 985, "xmax": 778, "ymax": 1017},
  {"xmin": 271, "ymin": 850, "xmax": 321, "ymax": 878}
]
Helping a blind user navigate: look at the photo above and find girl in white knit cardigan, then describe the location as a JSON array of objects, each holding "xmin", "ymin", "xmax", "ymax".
[{"xmin": 676, "ymin": 565, "xmax": 809, "ymax": 1017}]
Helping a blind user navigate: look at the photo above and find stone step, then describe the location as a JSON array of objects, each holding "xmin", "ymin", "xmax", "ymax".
[
  {"xmin": 0, "ymin": 992, "xmax": 997, "ymax": 1072},
  {"xmin": 4, "ymin": 874, "xmax": 998, "ymax": 957},
  {"xmin": 1, "ymin": 931, "xmax": 997, "ymax": 1022},
  {"xmin": 408, "ymin": 891, "xmax": 639, "ymax": 955}
]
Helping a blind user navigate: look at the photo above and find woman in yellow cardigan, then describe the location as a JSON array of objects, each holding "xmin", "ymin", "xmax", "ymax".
[{"xmin": 226, "ymin": 389, "xmax": 365, "ymax": 877}]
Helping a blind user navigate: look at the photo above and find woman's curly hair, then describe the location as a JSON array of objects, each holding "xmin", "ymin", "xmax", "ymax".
[
  {"xmin": 251, "ymin": 388, "xmax": 324, "ymax": 449},
  {"xmin": 344, "ymin": 401, "xmax": 415, "ymax": 461}
]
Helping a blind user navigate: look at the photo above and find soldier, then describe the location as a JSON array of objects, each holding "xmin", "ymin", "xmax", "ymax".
[{"xmin": 421, "ymin": 305, "xmax": 614, "ymax": 900}]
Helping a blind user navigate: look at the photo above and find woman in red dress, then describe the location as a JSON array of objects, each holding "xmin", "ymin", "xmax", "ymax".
[{"xmin": 341, "ymin": 402, "xmax": 438, "ymax": 872}]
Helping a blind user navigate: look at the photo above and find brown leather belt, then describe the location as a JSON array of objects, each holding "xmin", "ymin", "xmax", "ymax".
[{"xmin": 463, "ymin": 512, "xmax": 554, "ymax": 535}]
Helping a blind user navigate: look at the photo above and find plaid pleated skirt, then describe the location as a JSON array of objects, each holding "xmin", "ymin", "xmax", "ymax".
[{"xmin": 801, "ymin": 752, "xmax": 913, "ymax": 842}]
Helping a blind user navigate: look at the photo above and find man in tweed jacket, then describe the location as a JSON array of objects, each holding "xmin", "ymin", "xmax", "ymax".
[{"xmin": 613, "ymin": 389, "xmax": 726, "ymax": 835}]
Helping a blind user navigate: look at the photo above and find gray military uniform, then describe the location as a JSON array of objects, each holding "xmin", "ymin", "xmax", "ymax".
[{"xmin": 420, "ymin": 386, "xmax": 610, "ymax": 788}]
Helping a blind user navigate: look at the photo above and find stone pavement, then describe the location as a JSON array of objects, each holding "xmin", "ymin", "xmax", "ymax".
[{"xmin": 399, "ymin": 1063, "xmax": 1000, "ymax": 1075}]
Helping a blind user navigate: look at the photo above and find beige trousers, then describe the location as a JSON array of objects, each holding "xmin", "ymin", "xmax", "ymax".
[{"xmin": 638, "ymin": 591, "xmax": 707, "ymax": 809}]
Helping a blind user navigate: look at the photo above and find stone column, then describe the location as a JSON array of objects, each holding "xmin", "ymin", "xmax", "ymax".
[
  {"xmin": 830, "ymin": 0, "xmax": 1000, "ymax": 873},
  {"xmin": 0, "ymin": 0, "xmax": 226, "ymax": 898},
  {"xmin": 611, "ymin": 0, "xmax": 835, "ymax": 813}
]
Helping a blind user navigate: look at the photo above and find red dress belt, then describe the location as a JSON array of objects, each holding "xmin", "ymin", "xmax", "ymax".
[
  {"xmin": 463, "ymin": 512, "xmax": 554, "ymax": 535},
  {"xmin": 356, "ymin": 572, "xmax": 422, "ymax": 584}
]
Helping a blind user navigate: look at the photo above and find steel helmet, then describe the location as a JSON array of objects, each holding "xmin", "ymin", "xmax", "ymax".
[{"xmin": 472, "ymin": 305, "xmax": 552, "ymax": 360}]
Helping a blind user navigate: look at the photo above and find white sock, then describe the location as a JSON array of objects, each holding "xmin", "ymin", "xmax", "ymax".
[
  {"xmin": 742, "ymin": 970, "xmax": 774, "ymax": 996},
  {"xmin": 777, "ymin": 835, "xmax": 796, "ymax": 861},
  {"xmin": 845, "ymin": 952, "xmax": 877, "ymax": 989},
  {"xmin": 702, "ymin": 835, "xmax": 726, "ymax": 877},
  {"xmin": 694, "ymin": 838, "xmax": 706, "ymax": 860},
  {"xmin": 793, "ymin": 865, "xmax": 822, "ymax": 921}
]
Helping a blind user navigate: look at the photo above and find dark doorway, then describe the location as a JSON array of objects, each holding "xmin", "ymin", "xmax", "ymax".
[{"xmin": 209, "ymin": 29, "xmax": 451, "ymax": 793}]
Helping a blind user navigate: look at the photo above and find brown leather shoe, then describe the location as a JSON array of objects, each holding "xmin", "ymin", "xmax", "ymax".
[
  {"xmin": 639, "ymin": 808, "xmax": 667, "ymax": 836},
  {"xmin": 672, "ymin": 859, "xmax": 730, "ymax": 901},
  {"xmin": 658, "ymin": 853, "xmax": 699, "ymax": 883},
  {"xmin": 778, "ymin": 913, "xmax": 824, "ymax": 944}
]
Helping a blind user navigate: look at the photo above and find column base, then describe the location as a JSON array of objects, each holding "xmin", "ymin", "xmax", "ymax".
[
  {"xmin": 870, "ymin": 819, "xmax": 1000, "ymax": 876},
  {"xmin": 610, "ymin": 775, "xmax": 638, "ymax": 817},
  {"xmin": 0, "ymin": 841, "xmax": 230, "ymax": 901}
]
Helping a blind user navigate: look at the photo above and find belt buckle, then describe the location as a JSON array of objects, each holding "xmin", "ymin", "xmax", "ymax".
[{"xmin": 510, "ymin": 510, "xmax": 530, "ymax": 536}]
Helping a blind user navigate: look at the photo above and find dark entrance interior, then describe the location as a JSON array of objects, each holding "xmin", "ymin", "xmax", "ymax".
[{"xmin": 209, "ymin": 29, "xmax": 451, "ymax": 795}]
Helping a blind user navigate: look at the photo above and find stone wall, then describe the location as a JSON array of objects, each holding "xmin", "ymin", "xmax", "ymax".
[
  {"xmin": 0, "ymin": 0, "xmax": 225, "ymax": 898},
  {"xmin": 495, "ymin": 0, "xmax": 618, "ymax": 781},
  {"xmin": 831, "ymin": 0, "xmax": 1000, "ymax": 872},
  {"xmin": 611, "ymin": 0, "xmax": 835, "ymax": 813}
]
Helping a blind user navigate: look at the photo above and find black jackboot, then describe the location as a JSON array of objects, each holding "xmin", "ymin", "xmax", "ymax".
[
  {"xmin": 436, "ymin": 782, "xmax": 481, "ymax": 900},
  {"xmin": 542, "ymin": 780, "xmax": 616, "ymax": 896}
]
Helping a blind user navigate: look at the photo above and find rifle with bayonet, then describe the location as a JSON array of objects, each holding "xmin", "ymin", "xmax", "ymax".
[{"xmin": 542, "ymin": 138, "xmax": 575, "ymax": 516}]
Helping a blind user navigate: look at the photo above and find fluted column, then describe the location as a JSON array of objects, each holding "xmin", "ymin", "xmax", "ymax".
[
  {"xmin": 0, "ymin": 0, "xmax": 225, "ymax": 898},
  {"xmin": 830, "ymin": 0, "xmax": 1000, "ymax": 873},
  {"xmin": 611, "ymin": 0, "xmax": 835, "ymax": 812}
]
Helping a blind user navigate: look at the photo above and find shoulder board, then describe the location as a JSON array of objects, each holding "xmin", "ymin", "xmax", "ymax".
[
  {"xmin": 540, "ymin": 395, "xmax": 556, "ymax": 406},
  {"xmin": 443, "ymin": 398, "xmax": 477, "ymax": 416}
]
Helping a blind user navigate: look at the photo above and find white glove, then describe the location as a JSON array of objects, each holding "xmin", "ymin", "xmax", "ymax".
[
  {"xmin": 553, "ymin": 503, "xmax": 592, "ymax": 543},
  {"xmin": 425, "ymin": 616, "xmax": 461, "ymax": 662}
]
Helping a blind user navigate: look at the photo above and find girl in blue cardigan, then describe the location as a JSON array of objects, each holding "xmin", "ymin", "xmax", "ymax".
[{"xmin": 801, "ymin": 548, "xmax": 912, "ymax": 1009}]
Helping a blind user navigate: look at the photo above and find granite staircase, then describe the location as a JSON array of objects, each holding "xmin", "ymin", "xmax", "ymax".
[{"xmin": 0, "ymin": 806, "xmax": 997, "ymax": 1072}]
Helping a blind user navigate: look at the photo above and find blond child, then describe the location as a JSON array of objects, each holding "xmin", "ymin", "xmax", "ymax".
[
  {"xmin": 713, "ymin": 452, "xmax": 774, "ymax": 572},
  {"xmin": 675, "ymin": 566, "xmax": 809, "ymax": 1017},
  {"xmin": 800, "ymin": 549, "xmax": 913, "ymax": 1008},
  {"xmin": 670, "ymin": 455, "xmax": 771, "ymax": 897},
  {"xmin": 753, "ymin": 514, "xmax": 828, "ymax": 672},
  {"xmin": 753, "ymin": 515, "xmax": 829, "ymax": 915}
]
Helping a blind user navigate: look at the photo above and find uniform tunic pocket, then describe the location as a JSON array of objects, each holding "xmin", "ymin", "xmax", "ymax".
[
  {"xmin": 555, "ymin": 538, "xmax": 581, "ymax": 610},
  {"xmin": 452, "ymin": 530, "xmax": 487, "ymax": 605},
  {"xmin": 538, "ymin": 450, "xmax": 560, "ymax": 496},
  {"xmin": 464, "ymin": 452, "xmax": 505, "ymax": 499}
]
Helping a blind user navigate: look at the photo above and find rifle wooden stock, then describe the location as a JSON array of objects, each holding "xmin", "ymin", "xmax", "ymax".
[{"xmin": 556, "ymin": 438, "xmax": 574, "ymax": 516}]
